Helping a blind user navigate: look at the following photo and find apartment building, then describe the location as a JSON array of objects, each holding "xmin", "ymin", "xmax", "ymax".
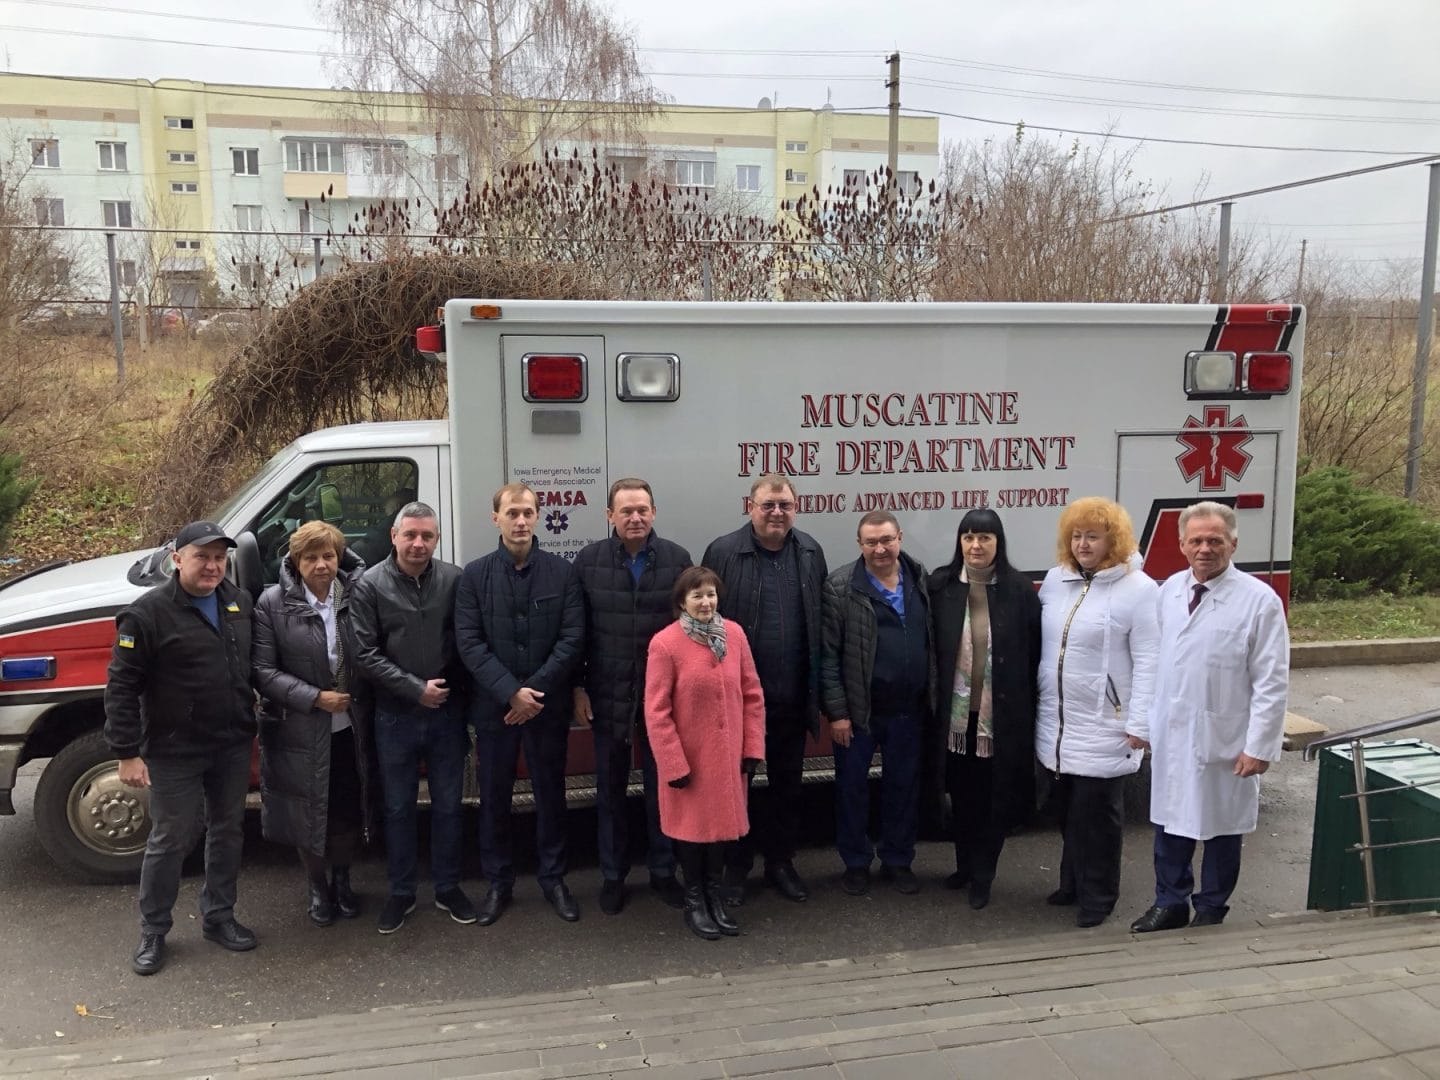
[{"xmin": 1, "ymin": 72, "xmax": 940, "ymax": 305}]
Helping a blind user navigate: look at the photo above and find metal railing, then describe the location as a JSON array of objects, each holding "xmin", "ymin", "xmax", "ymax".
[{"xmin": 1304, "ymin": 709, "xmax": 1440, "ymax": 915}]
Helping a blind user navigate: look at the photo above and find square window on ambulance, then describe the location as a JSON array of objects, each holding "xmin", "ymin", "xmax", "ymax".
[
  {"xmin": 522, "ymin": 354, "xmax": 587, "ymax": 402},
  {"xmin": 1242, "ymin": 352, "xmax": 1292, "ymax": 394},
  {"xmin": 617, "ymin": 353, "xmax": 680, "ymax": 402},
  {"xmin": 1184, "ymin": 351, "xmax": 1237, "ymax": 394}
]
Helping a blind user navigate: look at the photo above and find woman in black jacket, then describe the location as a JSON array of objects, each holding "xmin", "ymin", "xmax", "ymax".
[
  {"xmin": 253, "ymin": 520, "xmax": 371, "ymax": 926},
  {"xmin": 928, "ymin": 508, "xmax": 1041, "ymax": 910}
]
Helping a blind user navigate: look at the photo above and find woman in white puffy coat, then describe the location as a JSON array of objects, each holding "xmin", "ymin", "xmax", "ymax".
[{"xmin": 1036, "ymin": 497, "xmax": 1159, "ymax": 927}]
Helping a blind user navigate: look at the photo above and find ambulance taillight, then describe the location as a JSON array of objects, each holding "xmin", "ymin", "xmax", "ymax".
[
  {"xmin": 415, "ymin": 324, "xmax": 445, "ymax": 358},
  {"xmin": 523, "ymin": 354, "xmax": 587, "ymax": 402},
  {"xmin": 1184, "ymin": 350, "xmax": 1293, "ymax": 397},
  {"xmin": 1242, "ymin": 352, "xmax": 1292, "ymax": 394}
]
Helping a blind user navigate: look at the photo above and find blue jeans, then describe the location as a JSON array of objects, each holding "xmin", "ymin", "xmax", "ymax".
[
  {"xmin": 138, "ymin": 739, "xmax": 252, "ymax": 935},
  {"xmin": 833, "ymin": 712, "xmax": 922, "ymax": 870},
  {"xmin": 476, "ymin": 713, "xmax": 569, "ymax": 890},
  {"xmin": 372, "ymin": 701, "xmax": 467, "ymax": 898},
  {"xmin": 1153, "ymin": 826, "xmax": 1243, "ymax": 914},
  {"xmin": 593, "ymin": 721, "xmax": 673, "ymax": 883}
]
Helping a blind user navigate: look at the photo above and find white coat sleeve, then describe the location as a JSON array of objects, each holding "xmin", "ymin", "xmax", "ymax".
[
  {"xmin": 1123, "ymin": 577, "xmax": 1161, "ymax": 742},
  {"xmin": 1243, "ymin": 592, "xmax": 1290, "ymax": 762}
]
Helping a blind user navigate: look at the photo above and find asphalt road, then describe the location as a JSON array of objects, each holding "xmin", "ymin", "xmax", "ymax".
[{"xmin": 0, "ymin": 660, "xmax": 1435, "ymax": 1051}]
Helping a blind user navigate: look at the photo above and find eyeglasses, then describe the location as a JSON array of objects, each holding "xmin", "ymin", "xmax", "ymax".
[
  {"xmin": 859, "ymin": 535, "xmax": 899, "ymax": 549},
  {"xmin": 758, "ymin": 501, "xmax": 796, "ymax": 513}
]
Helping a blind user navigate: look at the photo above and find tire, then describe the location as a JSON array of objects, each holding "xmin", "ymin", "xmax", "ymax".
[{"xmin": 33, "ymin": 729, "xmax": 149, "ymax": 884}]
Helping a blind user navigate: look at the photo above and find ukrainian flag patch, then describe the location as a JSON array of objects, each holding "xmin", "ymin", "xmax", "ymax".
[
  {"xmin": 225, "ymin": 602, "xmax": 240, "ymax": 613},
  {"xmin": 117, "ymin": 634, "xmax": 136, "ymax": 649}
]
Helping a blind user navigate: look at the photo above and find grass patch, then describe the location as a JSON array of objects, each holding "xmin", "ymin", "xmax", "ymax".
[{"xmin": 1289, "ymin": 594, "xmax": 1440, "ymax": 642}]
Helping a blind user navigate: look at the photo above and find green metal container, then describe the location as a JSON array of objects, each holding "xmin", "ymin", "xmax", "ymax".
[{"xmin": 1308, "ymin": 738, "xmax": 1440, "ymax": 914}]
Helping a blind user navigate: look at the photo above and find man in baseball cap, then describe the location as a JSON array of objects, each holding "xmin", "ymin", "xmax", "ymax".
[{"xmin": 104, "ymin": 520, "xmax": 258, "ymax": 975}]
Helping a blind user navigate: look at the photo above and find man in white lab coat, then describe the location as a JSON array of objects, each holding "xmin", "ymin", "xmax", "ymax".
[{"xmin": 1129, "ymin": 501, "xmax": 1289, "ymax": 932}]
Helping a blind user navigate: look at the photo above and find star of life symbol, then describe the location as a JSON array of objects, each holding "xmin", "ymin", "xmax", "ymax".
[
  {"xmin": 1175, "ymin": 405, "xmax": 1253, "ymax": 492},
  {"xmin": 545, "ymin": 509, "xmax": 569, "ymax": 535}
]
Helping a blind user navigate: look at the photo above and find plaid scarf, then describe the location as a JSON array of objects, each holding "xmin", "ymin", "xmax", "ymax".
[{"xmin": 680, "ymin": 612, "xmax": 727, "ymax": 661}]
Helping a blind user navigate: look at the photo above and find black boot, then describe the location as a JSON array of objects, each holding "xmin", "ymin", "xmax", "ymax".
[
  {"xmin": 309, "ymin": 878, "xmax": 336, "ymax": 927},
  {"xmin": 705, "ymin": 879, "xmax": 740, "ymax": 936},
  {"xmin": 332, "ymin": 866, "xmax": 361, "ymax": 919},
  {"xmin": 683, "ymin": 883, "xmax": 722, "ymax": 941}
]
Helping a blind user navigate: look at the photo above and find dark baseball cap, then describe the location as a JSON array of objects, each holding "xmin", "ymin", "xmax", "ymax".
[{"xmin": 174, "ymin": 521, "xmax": 237, "ymax": 550}]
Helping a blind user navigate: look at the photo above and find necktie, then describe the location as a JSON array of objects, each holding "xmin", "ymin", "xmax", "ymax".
[{"xmin": 1188, "ymin": 583, "xmax": 1207, "ymax": 615}]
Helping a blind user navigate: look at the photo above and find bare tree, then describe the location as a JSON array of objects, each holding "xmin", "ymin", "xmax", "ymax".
[
  {"xmin": 935, "ymin": 132, "xmax": 1284, "ymax": 303},
  {"xmin": 318, "ymin": 0, "xmax": 665, "ymax": 180}
]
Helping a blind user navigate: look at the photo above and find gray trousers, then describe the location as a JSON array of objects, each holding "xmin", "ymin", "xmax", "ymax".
[{"xmin": 138, "ymin": 739, "xmax": 251, "ymax": 935}]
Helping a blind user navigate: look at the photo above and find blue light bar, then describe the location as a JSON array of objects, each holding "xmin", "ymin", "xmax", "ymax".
[{"xmin": 0, "ymin": 656, "xmax": 56, "ymax": 682}]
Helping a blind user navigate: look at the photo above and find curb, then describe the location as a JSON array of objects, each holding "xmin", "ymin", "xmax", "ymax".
[{"xmin": 1291, "ymin": 637, "xmax": 1440, "ymax": 669}]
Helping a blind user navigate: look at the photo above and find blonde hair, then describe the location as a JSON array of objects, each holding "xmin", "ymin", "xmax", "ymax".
[
  {"xmin": 493, "ymin": 482, "xmax": 538, "ymax": 512},
  {"xmin": 1055, "ymin": 497, "xmax": 1137, "ymax": 571},
  {"xmin": 289, "ymin": 520, "xmax": 346, "ymax": 563}
]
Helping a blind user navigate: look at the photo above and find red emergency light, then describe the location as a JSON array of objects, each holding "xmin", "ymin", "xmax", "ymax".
[
  {"xmin": 523, "ymin": 354, "xmax": 587, "ymax": 402},
  {"xmin": 415, "ymin": 324, "xmax": 444, "ymax": 356},
  {"xmin": 1242, "ymin": 352, "xmax": 1292, "ymax": 394}
]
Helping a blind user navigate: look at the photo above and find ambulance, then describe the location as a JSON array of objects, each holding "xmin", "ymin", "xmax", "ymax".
[{"xmin": 0, "ymin": 299, "xmax": 1303, "ymax": 881}]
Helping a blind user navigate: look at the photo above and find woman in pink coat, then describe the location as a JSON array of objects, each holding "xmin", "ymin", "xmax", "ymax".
[{"xmin": 645, "ymin": 566, "xmax": 766, "ymax": 940}]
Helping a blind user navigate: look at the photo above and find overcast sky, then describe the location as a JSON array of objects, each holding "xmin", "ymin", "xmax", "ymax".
[{"xmin": 3, "ymin": 0, "xmax": 1437, "ymax": 292}]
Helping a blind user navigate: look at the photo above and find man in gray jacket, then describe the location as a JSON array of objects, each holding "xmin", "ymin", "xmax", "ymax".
[
  {"xmin": 819, "ymin": 511, "xmax": 932, "ymax": 898},
  {"xmin": 351, "ymin": 501, "xmax": 472, "ymax": 934}
]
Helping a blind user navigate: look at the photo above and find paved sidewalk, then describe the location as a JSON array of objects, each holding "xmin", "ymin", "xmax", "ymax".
[{"xmin": 5, "ymin": 910, "xmax": 1440, "ymax": 1078}]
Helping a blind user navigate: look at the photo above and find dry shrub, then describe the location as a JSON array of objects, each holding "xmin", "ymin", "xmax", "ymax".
[{"xmin": 145, "ymin": 254, "xmax": 607, "ymax": 540}]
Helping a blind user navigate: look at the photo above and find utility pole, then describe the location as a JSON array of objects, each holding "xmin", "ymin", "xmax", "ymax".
[
  {"xmin": 105, "ymin": 232, "xmax": 125, "ymax": 386},
  {"xmin": 1296, "ymin": 238, "xmax": 1307, "ymax": 301},
  {"xmin": 1213, "ymin": 201, "xmax": 1233, "ymax": 303},
  {"xmin": 1403, "ymin": 162, "xmax": 1440, "ymax": 500},
  {"xmin": 885, "ymin": 52, "xmax": 900, "ymax": 188}
]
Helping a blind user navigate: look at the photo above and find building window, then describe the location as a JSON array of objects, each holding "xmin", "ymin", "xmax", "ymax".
[
  {"xmin": 898, "ymin": 171, "xmax": 922, "ymax": 197},
  {"xmin": 784, "ymin": 169, "xmax": 808, "ymax": 184},
  {"xmin": 31, "ymin": 139, "xmax": 59, "ymax": 168},
  {"xmin": 608, "ymin": 154, "xmax": 649, "ymax": 183},
  {"xmin": 434, "ymin": 153, "xmax": 460, "ymax": 183},
  {"xmin": 285, "ymin": 140, "xmax": 338, "ymax": 173},
  {"xmin": 169, "ymin": 181, "xmax": 199, "ymax": 194},
  {"xmin": 97, "ymin": 141, "xmax": 127, "ymax": 171},
  {"xmin": 672, "ymin": 159, "xmax": 715, "ymax": 188},
  {"xmin": 33, "ymin": 197, "xmax": 64, "ymax": 226},
  {"xmin": 785, "ymin": 140, "xmax": 808, "ymax": 153},
  {"xmin": 735, "ymin": 165, "xmax": 761, "ymax": 192},
  {"xmin": 48, "ymin": 258, "xmax": 71, "ymax": 289},
  {"xmin": 174, "ymin": 239, "xmax": 202, "ymax": 251},
  {"xmin": 101, "ymin": 200, "xmax": 133, "ymax": 228},
  {"xmin": 298, "ymin": 207, "xmax": 329, "ymax": 235},
  {"xmin": 165, "ymin": 116, "xmax": 195, "ymax": 130},
  {"xmin": 360, "ymin": 142, "xmax": 404, "ymax": 177},
  {"xmin": 236, "ymin": 264, "xmax": 260, "ymax": 289},
  {"xmin": 233, "ymin": 148, "xmax": 259, "ymax": 176},
  {"xmin": 234, "ymin": 205, "xmax": 262, "ymax": 232},
  {"xmin": 168, "ymin": 151, "xmax": 196, "ymax": 164},
  {"xmin": 117, "ymin": 260, "xmax": 138, "ymax": 288},
  {"xmin": 843, "ymin": 169, "xmax": 866, "ymax": 194}
]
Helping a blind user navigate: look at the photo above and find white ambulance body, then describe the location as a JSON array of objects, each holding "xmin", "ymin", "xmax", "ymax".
[{"xmin": 0, "ymin": 299, "xmax": 1303, "ymax": 881}]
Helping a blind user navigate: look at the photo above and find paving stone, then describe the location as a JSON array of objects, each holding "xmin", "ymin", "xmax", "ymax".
[
  {"xmin": 1405, "ymin": 1048, "xmax": 1440, "ymax": 1079},
  {"xmin": 1095, "ymin": 975, "xmax": 1193, "ymax": 1000},
  {"xmin": 1235, "ymin": 1000, "xmax": 1391, "ymax": 1070},
  {"xmin": 837, "ymin": 1048, "xmax": 962, "ymax": 1079},
  {"xmin": 928, "ymin": 1021, "xmax": 1033, "ymax": 1050},
  {"xmin": 736, "ymin": 1017, "xmax": 837, "ymax": 1043},
  {"xmin": 1009, "ymin": 986, "xmax": 1109, "ymax": 1009},
  {"xmin": 1306, "ymin": 1058, "xmax": 1429, "ymax": 1079},
  {"xmin": 1323, "ymin": 988, "xmax": 1440, "ymax": 1054},
  {"xmin": 639, "ymin": 1028, "xmax": 741, "ymax": 1056},
  {"xmin": 743, "ymin": 1066, "xmax": 843, "ymax": 1080},
  {"xmin": 828, "ymin": 1032, "xmax": 936, "ymax": 1063},
  {"xmin": 829, "ymin": 1006, "xmax": 927, "ymax": 1031},
  {"xmin": 1044, "ymin": 1024, "xmax": 1192, "ymax": 1080},
  {"xmin": 920, "ymin": 995, "xmax": 1020, "ymax": 1021},
  {"xmin": 600, "ymin": 1062, "xmax": 727, "ymax": 1080},
  {"xmin": 1024, "ymin": 1011, "xmax": 1132, "ymax": 1038},
  {"xmin": 537, "ymin": 1036, "xmax": 643, "ymax": 1067},
  {"xmin": 1141, "ymin": 1011, "xmax": 1294, "ymax": 1079},
  {"xmin": 723, "ymin": 1045, "xmax": 834, "ymax": 1076},
  {"xmin": 433, "ymin": 1050, "xmax": 543, "ymax": 1077},
  {"xmin": 941, "ymin": 1036, "xmax": 1077, "ymax": 1079},
  {"xmin": 1258, "ymin": 958, "xmax": 1362, "ymax": 981}
]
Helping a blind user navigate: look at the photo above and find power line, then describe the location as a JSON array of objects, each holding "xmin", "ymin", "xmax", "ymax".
[
  {"xmin": 1243, "ymin": 220, "xmax": 1426, "ymax": 228},
  {"xmin": 928, "ymin": 106, "xmax": 1437, "ymax": 156},
  {"xmin": 907, "ymin": 51, "xmax": 1440, "ymax": 109},
  {"xmin": 908, "ymin": 76, "xmax": 1440, "ymax": 127},
  {"xmin": 1, "ymin": 0, "xmax": 327, "ymax": 33}
]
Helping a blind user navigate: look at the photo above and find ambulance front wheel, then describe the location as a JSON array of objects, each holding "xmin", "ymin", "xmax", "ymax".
[{"xmin": 34, "ymin": 729, "xmax": 149, "ymax": 884}]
